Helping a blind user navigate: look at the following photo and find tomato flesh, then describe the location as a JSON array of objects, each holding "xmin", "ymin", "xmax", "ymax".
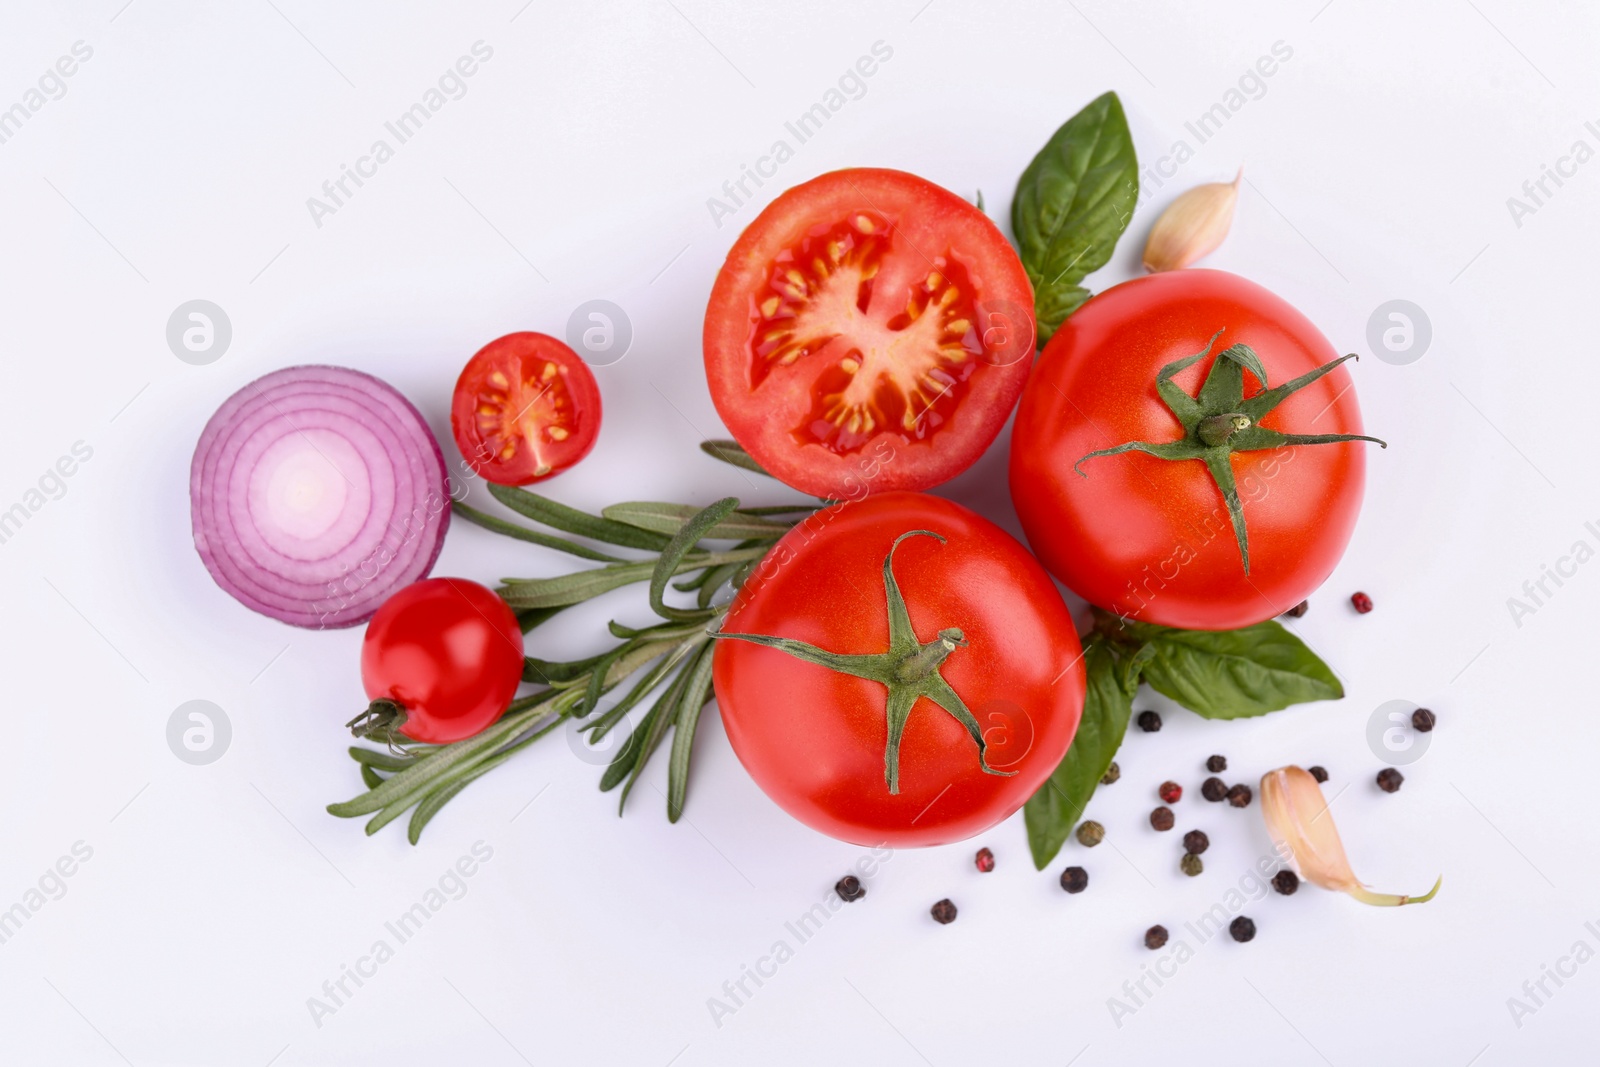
[
  {"xmin": 1010, "ymin": 270, "xmax": 1369, "ymax": 630},
  {"xmin": 706, "ymin": 169, "xmax": 1035, "ymax": 499},
  {"xmin": 451, "ymin": 332, "xmax": 601, "ymax": 486},
  {"xmin": 361, "ymin": 578, "xmax": 525, "ymax": 744},
  {"xmin": 713, "ymin": 492, "xmax": 1085, "ymax": 847}
]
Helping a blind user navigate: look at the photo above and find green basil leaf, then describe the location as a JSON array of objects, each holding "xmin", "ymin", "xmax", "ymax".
[
  {"xmin": 1024, "ymin": 638, "xmax": 1138, "ymax": 869},
  {"xmin": 1130, "ymin": 619, "xmax": 1343, "ymax": 718},
  {"xmin": 1011, "ymin": 91, "xmax": 1139, "ymax": 345}
]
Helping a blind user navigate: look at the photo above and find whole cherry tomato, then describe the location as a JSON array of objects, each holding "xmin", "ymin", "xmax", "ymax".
[{"xmin": 354, "ymin": 578, "xmax": 524, "ymax": 744}]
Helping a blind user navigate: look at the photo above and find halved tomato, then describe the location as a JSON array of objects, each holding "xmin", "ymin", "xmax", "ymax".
[
  {"xmin": 704, "ymin": 169, "xmax": 1035, "ymax": 499},
  {"xmin": 451, "ymin": 332, "xmax": 601, "ymax": 486}
]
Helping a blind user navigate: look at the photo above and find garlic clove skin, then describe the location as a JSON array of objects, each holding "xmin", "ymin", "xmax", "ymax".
[
  {"xmin": 1259, "ymin": 765, "xmax": 1441, "ymax": 907},
  {"xmin": 1142, "ymin": 168, "xmax": 1242, "ymax": 273}
]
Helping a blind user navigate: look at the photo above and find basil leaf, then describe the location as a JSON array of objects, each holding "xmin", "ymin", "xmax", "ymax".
[
  {"xmin": 1024, "ymin": 639, "xmax": 1138, "ymax": 869},
  {"xmin": 1128, "ymin": 619, "xmax": 1343, "ymax": 718},
  {"xmin": 1011, "ymin": 91, "xmax": 1139, "ymax": 345}
]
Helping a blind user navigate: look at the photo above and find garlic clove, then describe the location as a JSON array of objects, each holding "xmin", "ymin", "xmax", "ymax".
[
  {"xmin": 1259, "ymin": 765, "xmax": 1441, "ymax": 907},
  {"xmin": 1142, "ymin": 168, "xmax": 1242, "ymax": 273}
]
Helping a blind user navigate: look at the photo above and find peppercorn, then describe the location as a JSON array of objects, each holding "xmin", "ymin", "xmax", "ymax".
[
  {"xmin": 1150, "ymin": 806, "xmax": 1175, "ymax": 831},
  {"xmin": 1076, "ymin": 820, "xmax": 1105, "ymax": 847},
  {"xmin": 1180, "ymin": 853, "xmax": 1204, "ymax": 877},
  {"xmin": 1412, "ymin": 708, "xmax": 1436, "ymax": 732},
  {"xmin": 1377, "ymin": 767, "xmax": 1404, "ymax": 793},
  {"xmin": 1227, "ymin": 784, "xmax": 1253, "ymax": 808},
  {"xmin": 836, "ymin": 875, "xmax": 866, "ymax": 902},
  {"xmin": 1284, "ymin": 600, "xmax": 1309, "ymax": 618},
  {"xmin": 1060, "ymin": 866, "xmax": 1089, "ymax": 894},
  {"xmin": 1206, "ymin": 754, "xmax": 1228, "ymax": 773},
  {"xmin": 1100, "ymin": 761, "xmax": 1121, "ymax": 786},
  {"xmin": 1351, "ymin": 591, "xmax": 1373, "ymax": 614},
  {"xmin": 931, "ymin": 899, "xmax": 958, "ymax": 924},
  {"xmin": 1182, "ymin": 829, "xmax": 1209, "ymax": 855},
  {"xmin": 975, "ymin": 847, "xmax": 995, "ymax": 873},
  {"xmin": 1159, "ymin": 780, "xmax": 1182, "ymax": 804},
  {"xmin": 1137, "ymin": 710, "xmax": 1162, "ymax": 732},
  {"xmin": 1229, "ymin": 916, "xmax": 1256, "ymax": 942},
  {"xmin": 1272, "ymin": 870, "xmax": 1299, "ymax": 895},
  {"xmin": 1201, "ymin": 777, "xmax": 1228, "ymax": 802},
  {"xmin": 1144, "ymin": 925, "xmax": 1169, "ymax": 950},
  {"xmin": 1308, "ymin": 765, "xmax": 1329, "ymax": 783}
]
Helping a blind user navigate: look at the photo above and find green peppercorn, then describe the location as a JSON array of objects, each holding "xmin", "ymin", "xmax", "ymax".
[
  {"xmin": 1076, "ymin": 820, "xmax": 1105, "ymax": 847},
  {"xmin": 1180, "ymin": 853, "xmax": 1204, "ymax": 877},
  {"xmin": 1100, "ymin": 761, "xmax": 1121, "ymax": 786}
]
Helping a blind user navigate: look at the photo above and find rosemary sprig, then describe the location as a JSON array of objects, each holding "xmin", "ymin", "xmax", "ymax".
[{"xmin": 328, "ymin": 447, "xmax": 815, "ymax": 843}]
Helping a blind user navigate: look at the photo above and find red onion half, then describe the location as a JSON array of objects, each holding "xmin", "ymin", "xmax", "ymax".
[{"xmin": 190, "ymin": 365, "xmax": 451, "ymax": 629}]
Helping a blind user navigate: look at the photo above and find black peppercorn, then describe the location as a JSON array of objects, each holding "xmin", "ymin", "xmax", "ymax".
[
  {"xmin": 1284, "ymin": 600, "xmax": 1309, "ymax": 618},
  {"xmin": 1060, "ymin": 866, "xmax": 1089, "ymax": 894},
  {"xmin": 1144, "ymin": 924, "xmax": 1169, "ymax": 950},
  {"xmin": 1076, "ymin": 820, "xmax": 1105, "ymax": 847},
  {"xmin": 1272, "ymin": 870, "xmax": 1299, "ymax": 895},
  {"xmin": 1137, "ymin": 710, "xmax": 1162, "ymax": 732},
  {"xmin": 1201, "ymin": 777, "xmax": 1228, "ymax": 802},
  {"xmin": 1180, "ymin": 853, "xmax": 1204, "ymax": 877},
  {"xmin": 1308, "ymin": 765, "xmax": 1329, "ymax": 783},
  {"xmin": 1100, "ymin": 761, "xmax": 1121, "ymax": 785},
  {"xmin": 1206, "ymin": 754, "xmax": 1228, "ymax": 773},
  {"xmin": 1229, "ymin": 916, "xmax": 1256, "ymax": 942},
  {"xmin": 1377, "ymin": 767, "xmax": 1404, "ymax": 793},
  {"xmin": 1183, "ymin": 829, "xmax": 1209, "ymax": 855},
  {"xmin": 931, "ymin": 899, "xmax": 958, "ymax": 924},
  {"xmin": 1351, "ymin": 591, "xmax": 1373, "ymax": 614},
  {"xmin": 1227, "ymin": 784, "xmax": 1253, "ymax": 808},
  {"xmin": 1412, "ymin": 708, "xmax": 1436, "ymax": 732},
  {"xmin": 1150, "ymin": 806, "xmax": 1175, "ymax": 831},
  {"xmin": 836, "ymin": 875, "xmax": 866, "ymax": 902},
  {"xmin": 975, "ymin": 847, "xmax": 995, "ymax": 873}
]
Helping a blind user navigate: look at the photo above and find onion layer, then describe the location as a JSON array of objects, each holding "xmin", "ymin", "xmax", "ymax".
[{"xmin": 190, "ymin": 365, "xmax": 451, "ymax": 629}]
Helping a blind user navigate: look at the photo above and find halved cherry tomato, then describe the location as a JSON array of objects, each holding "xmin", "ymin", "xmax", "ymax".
[
  {"xmin": 704, "ymin": 169, "xmax": 1036, "ymax": 499},
  {"xmin": 451, "ymin": 332, "xmax": 601, "ymax": 485}
]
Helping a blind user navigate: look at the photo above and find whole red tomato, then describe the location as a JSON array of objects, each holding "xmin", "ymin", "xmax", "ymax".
[
  {"xmin": 713, "ymin": 492, "xmax": 1085, "ymax": 847},
  {"xmin": 1010, "ymin": 270, "xmax": 1381, "ymax": 630},
  {"xmin": 355, "ymin": 578, "xmax": 525, "ymax": 744},
  {"xmin": 703, "ymin": 168, "xmax": 1036, "ymax": 499}
]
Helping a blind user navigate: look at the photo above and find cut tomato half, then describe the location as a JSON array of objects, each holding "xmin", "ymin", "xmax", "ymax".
[
  {"xmin": 704, "ymin": 169, "xmax": 1035, "ymax": 499},
  {"xmin": 451, "ymin": 332, "xmax": 601, "ymax": 486}
]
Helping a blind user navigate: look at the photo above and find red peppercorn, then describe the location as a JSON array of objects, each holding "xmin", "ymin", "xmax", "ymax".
[
  {"xmin": 1159, "ymin": 781, "xmax": 1182, "ymax": 804},
  {"xmin": 975, "ymin": 847, "xmax": 995, "ymax": 873},
  {"xmin": 1351, "ymin": 591, "xmax": 1373, "ymax": 614}
]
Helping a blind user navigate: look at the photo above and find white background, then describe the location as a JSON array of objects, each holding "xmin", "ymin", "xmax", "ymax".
[{"xmin": 2, "ymin": 1, "xmax": 1596, "ymax": 1064}]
